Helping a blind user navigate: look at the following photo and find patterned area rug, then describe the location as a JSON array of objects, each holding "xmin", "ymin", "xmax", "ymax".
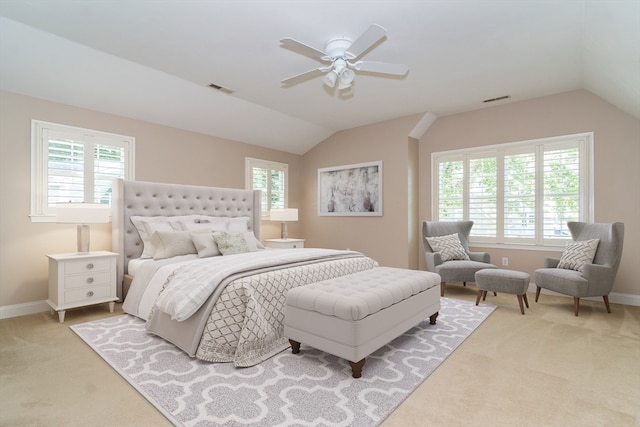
[{"xmin": 71, "ymin": 298, "xmax": 495, "ymax": 427}]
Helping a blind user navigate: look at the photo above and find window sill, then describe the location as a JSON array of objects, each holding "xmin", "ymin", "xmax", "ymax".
[{"xmin": 469, "ymin": 242, "xmax": 564, "ymax": 253}]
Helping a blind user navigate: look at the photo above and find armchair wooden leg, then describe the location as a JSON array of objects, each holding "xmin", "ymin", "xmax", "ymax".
[
  {"xmin": 574, "ymin": 297, "xmax": 580, "ymax": 316},
  {"xmin": 535, "ymin": 286, "xmax": 541, "ymax": 302},
  {"xmin": 603, "ymin": 295, "xmax": 612, "ymax": 313},
  {"xmin": 517, "ymin": 295, "xmax": 525, "ymax": 315},
  {"xmin": 440, "ymin": 281, "xmax": 446, "ymax": 297}
]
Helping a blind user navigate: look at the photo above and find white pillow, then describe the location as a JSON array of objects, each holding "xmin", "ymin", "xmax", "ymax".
[
  {"xmin": 425, "ymin": 233, "xmax": 470, "ymax": 261},
  {"xmin": 179, "ymin": 219, "xmax": 228, "ymax": 233},
  {"xmin": 130, "ymin": 215, "xmax": 205, "ymax": 258},
  {"xmin": 150, "ymin": 231, "xmax": 197, "ymax": 260},
  {"xmin": 226, "ymin": 216, "xmax": 251, "ymax": 233},
  {"xmin": 557, "ymin": 239, "xmax": 600, "ymax": 272},
  {"xmin": 190, "ymin": 233, "xmax": 221, "ymax": 258}
]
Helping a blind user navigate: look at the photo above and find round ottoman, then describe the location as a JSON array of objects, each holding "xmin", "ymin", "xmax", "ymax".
[{"xmin": 475, "ymin": 269, "xmax": 530, "ymax": 315}]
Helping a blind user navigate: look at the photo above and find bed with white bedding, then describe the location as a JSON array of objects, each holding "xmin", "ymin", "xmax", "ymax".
[{"xmin": 112, "ymin": 179, "xmax": 378, "ymax": 366}]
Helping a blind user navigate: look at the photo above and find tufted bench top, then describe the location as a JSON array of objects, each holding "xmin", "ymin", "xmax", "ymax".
[{"xmin": 286, "ymin": 267, "xmax": 439, "ymax": 321}]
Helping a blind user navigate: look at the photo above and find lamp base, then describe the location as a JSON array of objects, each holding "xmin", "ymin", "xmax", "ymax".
[
  {"xmin": 77, "ymin": 224, "xmax": 90, "ymax": 253},
  {"xmin": 280, "ymin": 222, "xmax": 288, "ymax": 240}
]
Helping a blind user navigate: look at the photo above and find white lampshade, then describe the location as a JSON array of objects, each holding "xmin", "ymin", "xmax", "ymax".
[
  {"xmin": 56, "ymin": 203, "xmax": 110, "ymax": 253},
  {"xmin": 56, "ymin": 203, "xmax": 110, "ymax": 224},
  {"xmin": 269, "ymin": 208, "xmax": 298, "ymax": 240},
  {"xmin": 269, "ymin": 208, "xmax": 298, "ymax": 222}
]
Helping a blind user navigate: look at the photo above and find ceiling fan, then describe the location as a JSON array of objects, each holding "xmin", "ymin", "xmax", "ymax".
[{"xmin": 280, "ymin": 24, "xmax": 409, "ymax": 91}]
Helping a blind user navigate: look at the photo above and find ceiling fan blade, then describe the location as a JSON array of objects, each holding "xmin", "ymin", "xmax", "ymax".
[
  {"xmin": 345, "ymin": 24, "xmax": 387, "ymax": 59},
  {"xmin": 354, "ymin": 61, "xmax": 409, "ymax": 76},
  {"xmin": 281, "ymin": 67, "xmax": 327, "ymax": 85},
  {"xmin": 280, "ymin": 38, "xmax": 328, "ymax": 61}
]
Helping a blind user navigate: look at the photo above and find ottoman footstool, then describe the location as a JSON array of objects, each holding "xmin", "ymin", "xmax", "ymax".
[
  {"xmin": 475, "ymin": 269, "xmax": 530, "ymax": 314},
  {"xmin": 284, "ymin": 266, "xmax": 441, "ymax": 378}
]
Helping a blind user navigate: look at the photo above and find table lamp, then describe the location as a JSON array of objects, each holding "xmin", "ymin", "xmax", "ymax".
[
  {"xmin": 269, "ymin": 208, "xmax": 298, "ymax": 240},
  {"xmin": 56, "ymin": 203, "xmax": 110, "ymax": 253}
]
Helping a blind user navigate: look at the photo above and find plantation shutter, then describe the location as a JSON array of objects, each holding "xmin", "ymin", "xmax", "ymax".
[
  {"xmin": 504, "ymin": 151, "xmax": 536, "ymax": 240},
  {"xmin": 31, "ymin": 120, "xmax": 134, "ymax": 219},
  {"xmin": 469, "ymin": 156, "xmax": 497, "ymax": 237},
  {"xmin": 542, "ymin": 145, "xmax": 580, "ymax": 240},
  {"xmin": 246, "ymin": 158, "xmax": 288, "ymax": 215}
]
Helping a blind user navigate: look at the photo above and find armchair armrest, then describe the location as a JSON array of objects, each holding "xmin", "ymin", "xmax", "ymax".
[
  {"xmin": 544, "ymin": 257, "xmax": 560, "ymax": 268},
  {"xmin": 425, "ymin": 252, "xmax": 442, "ymax": 272},
  {"xmin": 582, "ymin": 264, "xmax": 615, "ymax": 295},
  {"xmin": 469, "ymin": 252, "xmax": 490, "ymax": 263}
]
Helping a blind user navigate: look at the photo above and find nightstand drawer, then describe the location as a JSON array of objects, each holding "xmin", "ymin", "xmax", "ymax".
[
  {"xmin": 65, "ymin": 285, "xmax": 111, "ymax": 304},
  {"xmin": 64, "ymin": 258, "xmax": 111, "ymax": 275},
  {"xmin": 64, "ymin": 271, "xmax": 111, "ymax": 289}
]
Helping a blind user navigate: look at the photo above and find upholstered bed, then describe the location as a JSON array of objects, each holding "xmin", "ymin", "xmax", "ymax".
[{"xmin": 111, "ymin": 179, "xmax": 378, "ymax": 366}]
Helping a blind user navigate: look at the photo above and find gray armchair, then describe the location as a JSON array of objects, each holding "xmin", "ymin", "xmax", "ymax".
[
  {"xmin": 422, "ymin": 221, "xmax": 497, "ymax": 297},
  {"xmin": 534, "ymin": 222, "xmax": 624, "ymax": 316}
]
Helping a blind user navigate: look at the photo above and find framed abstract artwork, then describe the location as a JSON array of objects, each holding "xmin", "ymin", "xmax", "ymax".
[{"xmin": 317, "ymin": 161, "xmax": 383, "ymax": 216}]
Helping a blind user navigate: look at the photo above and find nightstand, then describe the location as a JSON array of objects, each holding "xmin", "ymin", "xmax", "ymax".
[
  {"xmin": 46, "ymin": 251, "xmax": 118, "ymax": 323},
  {"xmin": 264, "ymin": 238, "xmax": 305, "ymax": 249}
]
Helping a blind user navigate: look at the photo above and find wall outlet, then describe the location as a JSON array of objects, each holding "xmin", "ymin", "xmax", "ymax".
[{"xmin": 502, "ymin": 257, "xmax": 509, "ymax": 266}]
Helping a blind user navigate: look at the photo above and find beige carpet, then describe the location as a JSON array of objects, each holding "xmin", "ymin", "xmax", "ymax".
[{"xmin": 1, "ymin": 287, "xmax": 639, "ymax": 426}]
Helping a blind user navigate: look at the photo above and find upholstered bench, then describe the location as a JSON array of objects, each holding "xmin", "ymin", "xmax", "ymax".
[
  {"xmin": 475, "ymin": 269, "xmax": 530, "ymax": 314},
  {"xmin": 284, "ymin": 267, "xmax": 441, "ymax": 378}
]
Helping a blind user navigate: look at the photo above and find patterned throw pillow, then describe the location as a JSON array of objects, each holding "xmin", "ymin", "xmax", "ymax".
[
  {"xmin": 212, "ymin": 231, "xmax": 250, "ymax": 255},
  {"xmin": 557, "ymin": 239, "xmax": 600, "ymax": 272},
  {"xmin": 425, "ymin": 233, "xmax": 470, "ymax": 261}
]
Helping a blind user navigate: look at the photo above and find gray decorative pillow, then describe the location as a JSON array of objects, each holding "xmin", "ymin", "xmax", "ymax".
[
  {"xmin": 190, "ymin": 233, "xmax": 221, "ymax": 258},
  {"xmin": 425, "ymin": 233, "xmax": 470, "ymax": 261},
  {"xmin": 557, "ymin": 239, "xmax": 600, "ymax": 272},
  {"xmin": 150, "ymin": 231, "xmax": 197, "ymax": 260}
]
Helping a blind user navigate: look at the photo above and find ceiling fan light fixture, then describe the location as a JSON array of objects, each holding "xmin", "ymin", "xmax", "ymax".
[
  {"xmin": 323, "ymin": 70, "xmax": 338, "ymax": 88},
  {"xmin": 338, "ymin": 68, "xmax": 355, "ymax": 90}
]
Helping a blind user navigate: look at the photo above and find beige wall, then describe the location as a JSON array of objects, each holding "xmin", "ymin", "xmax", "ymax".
[
  {"xmin": 2, "ymin": 88, "xmax": 638, "ymax": 310},
  {"xmin": 0, "ymin": 91, "xmax": 303, "ymax": 307},
  {"xmin": 419, "ymin": 89, "xmax": 640, "ymax": 296},
  {"xmin": 301, "ymin": 114, "xmax": 424, "ymax": 269}
]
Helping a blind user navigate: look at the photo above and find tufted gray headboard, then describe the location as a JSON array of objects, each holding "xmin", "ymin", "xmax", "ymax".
[{"xmin": 111, "ymin": 179, "xmax": 261, "ymax": 299}]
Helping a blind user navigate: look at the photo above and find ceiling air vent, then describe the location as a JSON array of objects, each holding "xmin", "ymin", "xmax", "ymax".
[
  {"xmin": 208, "ymin": 83, "xmax": 234, "ymax": 94},
  {"xmin": 483, "ymin": 95, "xmax": 510, "ymax": 103}
]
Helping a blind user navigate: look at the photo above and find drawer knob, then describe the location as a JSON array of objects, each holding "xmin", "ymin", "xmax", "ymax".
[
  {"xmin": 86, "ymin": 291, "xmax": 94, "ymax": 297},
  {"xmin": 86, "ymin": 263, "xmax": 94, "ymax": 270},
  {"xmin": 86, "ymin": 277, "xmax": 94, "ymax": 284}
]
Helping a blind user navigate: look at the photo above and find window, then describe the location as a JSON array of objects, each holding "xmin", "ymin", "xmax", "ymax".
[
  {"xmin": 31, "ymin": 120, "xmax": 135, "ymax": 221},
  {"xmin": 432, "ymin": 133, "xmax": 593, "ymax": 247},
  {"xmin": 245, "ymin": 157, "xmax": 288, "ymax": 215}
]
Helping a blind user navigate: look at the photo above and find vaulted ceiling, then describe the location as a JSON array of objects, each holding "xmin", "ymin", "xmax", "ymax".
[{"xmin": 1, "ymin": 1, "xmax": 638, "ymax": 154}]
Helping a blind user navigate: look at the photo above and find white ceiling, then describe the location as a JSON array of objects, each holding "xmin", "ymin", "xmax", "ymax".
[{"xmin": 1, "ymin": 1, "xmax": 638, "ymax": 155}]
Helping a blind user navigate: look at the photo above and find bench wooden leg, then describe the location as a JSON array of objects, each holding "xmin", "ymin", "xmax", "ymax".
[
  {"xmin": 349, "ymin": 358, "xmax": 366, "ymax": 378},
  {"xmin": 429, "ymin": 311, "xmax": 439, "ymax": 325},
  {"xmin": 289, "ymin": 339, "xmax": 300, "ymax": 354}
]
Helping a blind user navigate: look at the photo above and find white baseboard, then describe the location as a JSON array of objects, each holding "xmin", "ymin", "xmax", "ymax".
[
  {"xmin": 1, "ymin": 291, "xmax": 639, "ymax": 320},
  {"xmin": 528, "ymin": 284, "xmax": 640, "ymax": 307},
  {"xmin": 0, "ymin": 300, "xmax": 50, "ymax": 320}
]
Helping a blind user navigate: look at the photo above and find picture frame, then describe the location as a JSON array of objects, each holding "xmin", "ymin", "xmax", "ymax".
[{"xmin": 317, "ymin": 161, "xmax": 383, "ymax": 216}]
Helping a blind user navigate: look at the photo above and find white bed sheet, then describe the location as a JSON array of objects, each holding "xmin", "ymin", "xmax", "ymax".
[{"xmin": 123, "ymin": 254, "xmax": 200, "ymax": 320}]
